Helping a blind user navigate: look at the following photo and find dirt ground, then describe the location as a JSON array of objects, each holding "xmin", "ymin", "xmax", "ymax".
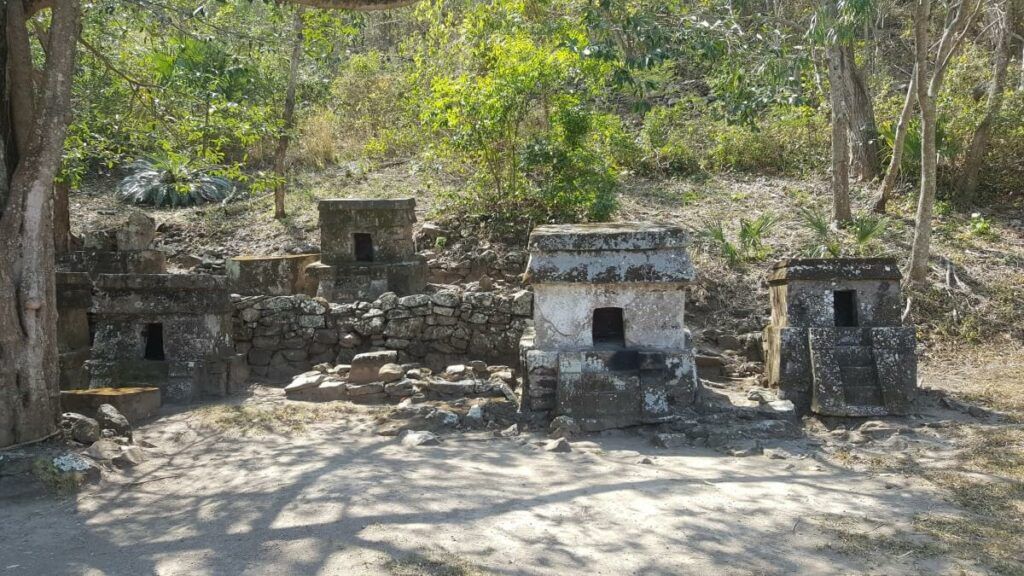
[{"xmin": 3, "ymin": 350, "xmax": 1021, "ymax": 576}]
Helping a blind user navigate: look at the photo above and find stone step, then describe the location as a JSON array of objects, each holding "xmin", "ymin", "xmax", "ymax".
[
  {"xmin": 840, "ymin": 365, "xmax": 877, "ymax": 386},
  {"xmin": 843, "ymin": 384, "xmax": 883, "ymax": 406},
  {"xmin": 833, "ymin": 345, "xmax": 875, "ymax": 367},
  {"xmin": 834, "ymin": 328, "xmax": 871, "ymax": 346}
]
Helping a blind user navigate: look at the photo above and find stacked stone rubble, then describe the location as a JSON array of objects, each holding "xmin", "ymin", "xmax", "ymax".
[{"xmin": 232, "ymin": 289, "xmax": 533, "ymax": 380}]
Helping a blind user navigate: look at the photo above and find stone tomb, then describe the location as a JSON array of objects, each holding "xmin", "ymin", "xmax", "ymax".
[
  {"xmin": 56, "ymin": 272, "xmax": 94, "ymax": 390},
  {"xmin": 519, "ymin": 223, "xmax": 699, "ymax": 431},
  {"xmin": 86, "ymin": 274, "xmax": 235, "ymax": 403},
  {"xmin": 308, "ymin": 198, "xmax": 427, "ymax": 301},
  {"xmin": 763, "ymin": 258, "xmax": 917, "ymax": 416}
]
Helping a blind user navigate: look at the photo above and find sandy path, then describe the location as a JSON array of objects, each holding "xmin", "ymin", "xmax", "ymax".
[{"xmin": 1, "ymin": 393, "xmax": 968, "ymax": 576}]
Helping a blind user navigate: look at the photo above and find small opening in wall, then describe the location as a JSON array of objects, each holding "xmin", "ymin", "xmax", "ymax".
[
  {"xmin": 592, "ymin": 307, "xmax": 626, "ymax": 348},
  {"xmin": 833, "ymin": 290, "xmax": 859, "ymax": 327},
  {"xmin": 144, "ymin": 323, "xmax": 165, "ymax": 361},
  {"xmin": 87, "ymin": 313, "xmax": 97, "ymax": 346},
  {"xmin": 353, "ymin": 233, "xmax": 374, "ymax": 262}
]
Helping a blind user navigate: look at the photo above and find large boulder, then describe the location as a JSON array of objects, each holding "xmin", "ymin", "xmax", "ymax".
[
  {"xmin": 348, "ymin": 351, "xmax": 399, "ymax": 384},
  {"xmin": 96, "ymin": 404, "xmax": 131, "ymax": 439},
  {"xmin": 62, "ymin": 412, "xmax": 101, "ymax": 444}
]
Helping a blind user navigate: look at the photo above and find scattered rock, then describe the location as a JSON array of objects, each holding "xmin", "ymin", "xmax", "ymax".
[
  {"xmin": 95, "ymin": 404, "xmax": 131, "ymax": 438},
  {"xmin": 763, "ymin": 448, "xmax": 791, "ymax": 460},
  {"xmin": 50, "ymin": 453, "xmax": 102, "ymax": 486},
  {"xmin": 499, "ymin": 424, "xmax": 520, "ymax": 437},
  {"xmin": 284, "ymin": 371, "xmax": 325, "ymax": 393},
  {"xmin": 378, "ymin": 363, "xmax": 404, "ymax": 383},
  {"xmin": 544, "ymin": 438, "xmax": 572, "ymax": 453},
  {"xmin": 84, "ymin": 439, "xmax": 122, "ymax": 461},
  {"xmin": 548, "ymin": 415, "xmax": 580, "ymax": 439},
  {"xmin": 113, "ymin": 446, "xmax": 146, "ymax": 467},
  {"xmin": 637, "ymin": 457, "xmax": 654, "ymax": 465},
  {"xmin": 444, "ymin": 364, "xmax": 469, "ymax": 381},
  {"xmin": 402, "ymin": 431, "xmax": 441, "ymax": 447},
  {"xmin": 859, "ymin": 420, "xmax": 902, "ymax": 440},
  {"xmin": 62, "ymin": 413, "xmax": 101, "ymax": 444},
  {"xmin": 466, "ymin": 404, "xmax": 483, "ymax": 422},
  {"xmin": 349, "ymin": 350, "xmax": 399, "ymax": 384}
]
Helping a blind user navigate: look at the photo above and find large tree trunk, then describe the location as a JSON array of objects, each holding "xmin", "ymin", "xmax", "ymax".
[
  {"xmin": 873, "ymin": 66, "xmax": 918, "ymax": 213},
  {"xmin": 958, "ymin": 1, "xmax": 1012, "ymax": 203},
  {"xmin": 839, "ymin": 43, "xmax": 881, "ymax": 181},
  {"xmin": 273, "ymin": 6, "xmax": 305, "ymax": 220},
  {"xmin": 828, "ymin": 42, "xmax": 852, "ymax": 224},
  {"xmin": 0, "ymin": 0, "xmax": 82, "ymax": 448}
]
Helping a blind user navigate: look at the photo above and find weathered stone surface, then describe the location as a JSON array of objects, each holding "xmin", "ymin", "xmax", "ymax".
[
  {"xmin": 349, "ymin": 351, "xmax": 399, "ymax": 384},
  {"xmin": 284, "ymin": 371, "xmax": 325, "ymax": 393},
  {"xmin": 347, "ymin": 383, "xmax": 385, "ymax": 397},
  {"xmin": 378, "ymin": 363, "xmax": 404, "ymax": 383},
  {"xmin": 544, "ymin": 438, "xmax": 572, "ymax": 453},
  {"xmin": 84, "ymin": 439, "xmax": 123, "ymax": 461},
  {"xmin": 114, "ymin": 446, "xmax": 146, "ymax": 467},
  {"xmin": 402, "ymin": 430, "xmax": 440, "ymax": 447},
  {"xmin": 62, "ymin": 413, "xmax": 101, "ymax": 444},
  {"xmin": 96, "ymin": 404, "xmax": 131, "ymax": 438}
]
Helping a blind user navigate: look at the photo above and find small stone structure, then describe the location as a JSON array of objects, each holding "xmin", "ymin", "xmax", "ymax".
[
  {"xmin": 519, "ymin": 222, "xmax": 699, "ymax": 431},
  {"xmin": 86, "ymin": 274, "xmax": 236, "ymax": 403},
  {"xmin": 56, "ymin": 272, "xmax": 94, "ymax": 390},
  {"xmin": 308, "ymin": 198, "xmax": 427, "ymax": 301},
  {"xmin": 61, "ymin": 387, "xmax": 161, "ymax": 423},
  {"xmin": 226, "ymin": 253, "xmax": 319, "ymax": 296},
  {"xmin": 58, "ymin": 211, "xmax": 166, "ymax": 276},
  {"xmin": 763, "ymin": 258, "xmax": 917, "ymax": 416}
]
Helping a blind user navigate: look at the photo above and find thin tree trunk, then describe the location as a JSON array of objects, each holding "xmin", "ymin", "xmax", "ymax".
[
  {"xmin": 273, "ymin": 6, "xmax": 305, "ymax": 220},
  {"xmin": 873, "ymin": 66, "xmax": 918, "ymax": 213},
  {"xmin": 839, "ymin": 43, "xmax": 881, "ymax": 181},
  {"xmin": 907, "ymin": 0, "xmax": 978, "ymax": 282},
  {"xmin": 959, "ymin": 2, "xmax": 1012, "ymax": 203},
  {"xmin": 828, "ymin": 42, "xmax": 852, "ymax": 224},
  {"xmin": 0, "ymin": 1, "xmax": 82, "ymax": 448}
]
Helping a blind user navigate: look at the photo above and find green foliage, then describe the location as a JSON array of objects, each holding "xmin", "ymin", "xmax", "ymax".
[
  {"xmin": 638, "ymin": 100, "xmax": 828, "ymax": 176},
  {"xmin": 799, "ymin": 207, "xmax": 889, "ymax": 257},
  {"xmin": 702, "ymin": 214, "xmax": 777, "ymax": 267},
  {"xmin": 968, "ymin": 213, "xmax": 995, "ymax": 238},
  {"xmin": 414, "ymin": 0, "xmax": 619, "ymax": 234},
  {"xmin": 117, "ymin": 158, "xmax": 236, "ymax": 207}
]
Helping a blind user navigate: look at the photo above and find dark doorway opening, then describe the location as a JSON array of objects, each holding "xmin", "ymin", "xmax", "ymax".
[
  {"xmin": 833, "ymin": 290, "xmax": 859, "ymax": 327},
  {"xmin": 353, "ymin": 233, "xmax": 374, "ymax": 262},
  {"xmin": 87, "ymin": 313, "xmax": 97, "ymax": 346},
  {"xmin": 592, "ymin": 307, "xmax": 626, "ymax": 347},
  {"xmin": 144, "ymin": 323, "xmax": 165, "ymax": 361}
]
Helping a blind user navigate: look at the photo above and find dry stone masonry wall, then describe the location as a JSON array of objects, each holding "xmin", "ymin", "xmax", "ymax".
[{"xmin": 232, "ymin": 289, "xmax": 534, "ymax": 381}]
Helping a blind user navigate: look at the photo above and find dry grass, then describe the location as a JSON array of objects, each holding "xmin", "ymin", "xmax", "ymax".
[
  {"xmin": 386, "ymin": 551, "xmax": 489, "ymax": 576},
  {"xmin": 814, "ymin": 513, "xmax": 946, "ymax": 560},
  {"xmin": 193, "ymin": 402, "xmax": 368, "ymax": 436},
  {"xmin": 912, "ymin": 425, "xmax": 1024, "ymax": 575}
]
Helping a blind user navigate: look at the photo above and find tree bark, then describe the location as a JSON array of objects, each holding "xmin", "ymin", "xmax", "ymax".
[
  {"xmin": 0, "ymin": 0, "xmax": 81, "ymax": 448},
  {"xmin": 273, "ymin": 7, "xmax": 305, "ymax": 220},
  {"xmin": 873, "ymin": 66, "xmax": 918, "ymax": 213},
  {"xmin": 839, "ymin": 43, "xmax": 881, "ymax": 181},
  {"xmin": 53, "ymin": 180, "xmax": 71, "ymax": 255},
  {"xmin": 907, "ymin": 0, "xmax": 978, "ymax": 282},
  {"xmin": 828, "ymin": 42, "xmax": 852, "ymax": 224},
  {"xmin": 958, "ymin": 1, "xmax": 1013, "ymax": 203}
]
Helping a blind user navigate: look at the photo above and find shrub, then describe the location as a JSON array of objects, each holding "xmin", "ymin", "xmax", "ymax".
[{"xmin": 117, "ymin": 157, "xmax": 236, "ymax": 207}]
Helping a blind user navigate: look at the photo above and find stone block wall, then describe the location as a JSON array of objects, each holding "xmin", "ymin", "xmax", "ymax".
[{"xmin": 232, "ymin": 289, "xmax": 533, "ymax": 381}]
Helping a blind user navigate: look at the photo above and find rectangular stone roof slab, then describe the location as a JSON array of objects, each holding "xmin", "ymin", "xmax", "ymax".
[
  {"xmin": 318, "ymin": 198, "xmax": 416, "ymax": 212},
  {"xmin": 768, "ymin": 258, "xmax": 902, "ymax": 285},
  {"xmin": 526, "ymin": 222, "xmax": 695, "ymax": 284},
  {"xmin": 529, "ymin": 222, "xmax": 690, "ymax": 252}
]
